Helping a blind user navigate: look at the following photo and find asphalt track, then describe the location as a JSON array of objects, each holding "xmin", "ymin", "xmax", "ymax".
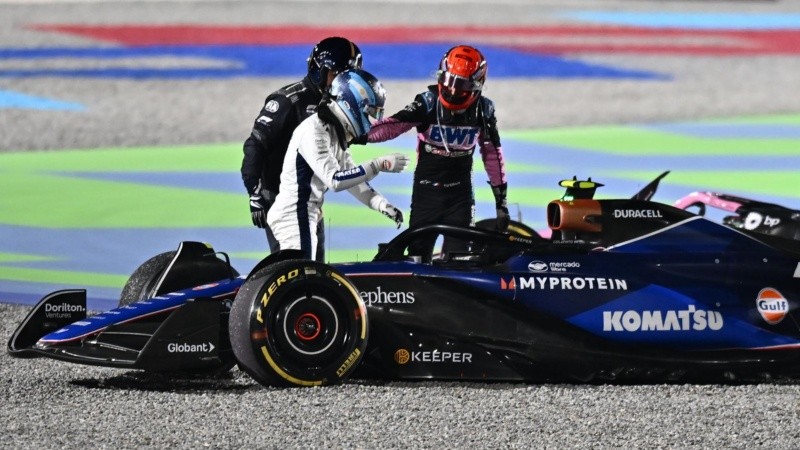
[{"xmin": 2, "ymin": 1, "xmax": 800, "ymax": 448}]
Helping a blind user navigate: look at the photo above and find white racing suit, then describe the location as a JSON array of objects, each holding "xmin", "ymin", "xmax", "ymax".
[{"xmin": 267, "ymin": 112, "xmax": 393, "ymax": 260}]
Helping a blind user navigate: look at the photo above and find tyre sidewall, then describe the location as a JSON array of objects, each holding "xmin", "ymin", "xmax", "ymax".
[
  {"xmin": 230, "ymin": 260, "xmax": 367, "ymax": 387},
  {"xmin": 119, "ymin": 251, "xmax": 176, "ymax": 306}
]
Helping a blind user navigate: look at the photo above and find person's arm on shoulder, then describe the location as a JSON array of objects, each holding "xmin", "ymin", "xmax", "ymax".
[
  {"xmin": 364, "ymin": 95, "xmax": 427, "ymax": 144},
  {"xmin": 365, "ymin": 117, "xmax": 415, "ymax": 144}
]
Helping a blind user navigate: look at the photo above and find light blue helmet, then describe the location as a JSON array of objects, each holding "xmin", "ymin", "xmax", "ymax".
[{"xmin": 329, "ymin": 69, "xmax": 386, "ymax": 139}]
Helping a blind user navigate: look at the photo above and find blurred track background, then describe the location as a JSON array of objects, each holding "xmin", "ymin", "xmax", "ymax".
[{"xmin": 2, "ymin": 1, "xmax": 800, "ymax": 448}]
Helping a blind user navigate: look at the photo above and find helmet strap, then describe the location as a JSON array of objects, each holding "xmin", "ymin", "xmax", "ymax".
[
  {"xmin": 435, "ymin": 100, "xmax": 452, "ymax": 154},
  {"xmin": 329, "ymin": 100, "xmax": 358, "ymax": 142}
]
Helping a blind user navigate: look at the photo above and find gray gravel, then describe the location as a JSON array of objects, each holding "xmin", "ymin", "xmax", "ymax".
[
  {"xmin": 4, "ymin": 305, "xmax": 800, "ymax": 450},
  {"xmin": 3, "ymin": 1, "xmax": 800, "ymax": 448}
]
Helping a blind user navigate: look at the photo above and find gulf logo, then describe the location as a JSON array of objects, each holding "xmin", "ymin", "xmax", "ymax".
[{"xmin": 756, "ymin": 288, "xmax": 789, "ymax": 325}]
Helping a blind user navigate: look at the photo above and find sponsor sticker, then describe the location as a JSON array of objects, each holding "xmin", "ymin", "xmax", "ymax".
[
  {"xmin": 500, "ymin": 278, "xmax": 516, "ymax": 290},
  {"xmin": 394, "ymin": 349, "xmax": 410, "ymax": 364},
  {"xmin": 264, "ymin": 100, "xmax": 279, "ymax": 113},
  {"xmin": 613, "ymin": 209, "xmax": 664, "ymax": 219},
  {"xmin": 429, "ymin": 125, "xmax": 480, "ymax": 147},
  {"xmin": 394, "ymin": 348, "xmax": 472, "ymax": 364},
  {"xmin": 603, "ymin": 306, "xmax": 723, "ymax": 332},
  {"xmin": 756, "ymin": 287, "xmax": 789, "ymax": 325},
  {"xmin": 502, "ymin": 276, "xmax": 627, "ymax": 290},
  {"xmin": 44, "ymin": 302, "xmax": 85, "ymax": 319},
  {"xmin": 527, "ymin": 261, "xmax": 548, "ymax": 272},
  {"xmin": 744, "ymin": 212, "xmax": 781, "ymax": 230},
  {"xmin": 167, "ymin": 342, "xmax": 215, "ymax": 353},
  {"xmin": 360, "ymin": 287, "xmax": 415, "ymax": 306}
]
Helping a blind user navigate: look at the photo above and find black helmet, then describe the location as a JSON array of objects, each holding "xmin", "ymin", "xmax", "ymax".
[{"xmin": 307, "ymin": 37, "xmax": 363, "ymax": 89}]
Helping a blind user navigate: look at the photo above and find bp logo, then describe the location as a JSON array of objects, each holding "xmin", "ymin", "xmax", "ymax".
[
  {"xmin": 756, "ymin": 287, "xmax": 789, "ymax": 325},
  {"xmin": 394, "ymin": 349, "xmax": 410, "ymax": 365}
]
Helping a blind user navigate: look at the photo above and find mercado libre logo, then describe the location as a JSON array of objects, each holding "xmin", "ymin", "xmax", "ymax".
[{"xmin": 756, "ymin": 288, "xmax": 789, "ymax": 325}]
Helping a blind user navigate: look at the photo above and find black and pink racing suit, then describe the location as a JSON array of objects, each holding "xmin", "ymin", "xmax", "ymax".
[{"xmin": 367, "ymin": 85, "xmax": 507, "ymax": 258}]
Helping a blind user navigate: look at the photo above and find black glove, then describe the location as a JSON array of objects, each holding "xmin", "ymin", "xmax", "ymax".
[
  {"xmin": 249, "ymin": 193, "xmax": 269, "ymax": 228},
  {"xmin": 381, "ymin": 203, "xmax": 404, "ymax": 229},
  {"xmin": 491, "ymin": 182, "xmax": 509, "ymax": 232},
  {"xmin": 248, "ymin": 182, "xmax": 274, "ymax": 229},
  {"xmin": 496, "ymin": 206, "xmax": 510, "ymax": 232},
  {"xmin": 350, "ymin": 133, "xmax": 368, "ymax": 146}
]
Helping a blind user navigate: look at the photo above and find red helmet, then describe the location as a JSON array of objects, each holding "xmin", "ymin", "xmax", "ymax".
[{"xmin": 437, "ymin": 45, "xmax": 487, "ymax": 111}]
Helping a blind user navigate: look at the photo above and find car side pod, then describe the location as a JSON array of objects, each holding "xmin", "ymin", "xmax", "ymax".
[{"xmin": 7, "ymin": 289, "xmax": 88, "ymax": 357}]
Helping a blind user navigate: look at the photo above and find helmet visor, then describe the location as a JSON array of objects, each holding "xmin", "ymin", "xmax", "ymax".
[
  {"xmin": 364, "ymin": 104, "xmax": 384, "ymax": 125},
  {"xmin": 438, "ymin": 70, "xmax": 483, "ymax": 93},
  {"xmin": 438, "ymin": 71, "xmax": 482, "ymax": 106}
]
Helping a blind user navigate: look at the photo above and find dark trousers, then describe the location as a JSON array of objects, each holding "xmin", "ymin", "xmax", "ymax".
[{"xmin": 408, "ymin": 186, "xmax": 474, "ymax": 261}]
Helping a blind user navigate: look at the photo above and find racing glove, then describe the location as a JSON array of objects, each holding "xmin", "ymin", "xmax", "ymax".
[
  {"xmin": 367, "ymin": 153, "xmax": 410, "ymax": 176},
  {"xmin": 350, "ymin": 133, "xmax": 368, "ymax": 146},
  {"xmin": 248, "ymin": 181, "xmax": 273, "ymax": 229},
  {"xmin": 380, "ymin": 203, "xmax": 404, "ymax": 229},
  {"xmin": 491, "ymin": 182, "xmax": 510, "ymax": 232}
]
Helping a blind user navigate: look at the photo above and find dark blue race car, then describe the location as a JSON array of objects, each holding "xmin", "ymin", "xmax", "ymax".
[{"xmin": 8, "ymin": 175, "xmax": 800, "ymax": 387}]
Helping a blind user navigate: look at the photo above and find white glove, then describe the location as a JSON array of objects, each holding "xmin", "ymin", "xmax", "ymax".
[
  {"xmin": 369, "ymin": 153, "xmax": 409, "ymax": 174},
  {"xmin": 380, "ymin": 203, "xmax": 404, "ymax": 229}
]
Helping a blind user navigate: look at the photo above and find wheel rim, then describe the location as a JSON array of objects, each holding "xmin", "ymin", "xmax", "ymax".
[
  {"xmin": 295, "ymin": 313, "xmax": 321, "ymax": 341},
  {"xmin": 235, "ymin": 262, "xmax": 368, "ymax": 386},
  {"xmin": 273, "ymin": 291, "xmax": 344, "ymax": 362}
]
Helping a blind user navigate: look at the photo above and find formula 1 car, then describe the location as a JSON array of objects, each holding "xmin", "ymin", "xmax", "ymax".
[{"xmin": 8, "ymin": 175, "xmax": 800, "ymax": 387}]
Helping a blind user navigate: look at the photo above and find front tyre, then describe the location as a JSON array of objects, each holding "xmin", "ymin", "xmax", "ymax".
[
  {"xmin": 229, "ymin": 260, "xmax": 368, "ymax": 387},
  {"xmin": 119, "ymin": 251, "xmax": 176, "ymax": 307}
]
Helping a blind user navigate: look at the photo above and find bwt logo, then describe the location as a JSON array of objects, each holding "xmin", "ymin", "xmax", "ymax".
[
  {"xmin": 429, "ymin": 126, "xmax": 479, "ymax": 146},
  {"xmin": 756, "ymin": 287, "xmax": 789, "ymax": 325}
]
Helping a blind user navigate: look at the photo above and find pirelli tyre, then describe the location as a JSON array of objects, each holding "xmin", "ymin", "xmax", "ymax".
[
  {"xmin": 119, "ymin": 243, "xmax": 239, "ymax": 307},
  {"xmin": 229, "ymin": 260, "xmax": 368, "ymax": 388},
  {"xmin": 119, "ymin": 251, "xmax": 176, "ymax": 307},
  {"xmin": 119, "ymin": 248, "xmax": 237, "ymax": 377}
]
